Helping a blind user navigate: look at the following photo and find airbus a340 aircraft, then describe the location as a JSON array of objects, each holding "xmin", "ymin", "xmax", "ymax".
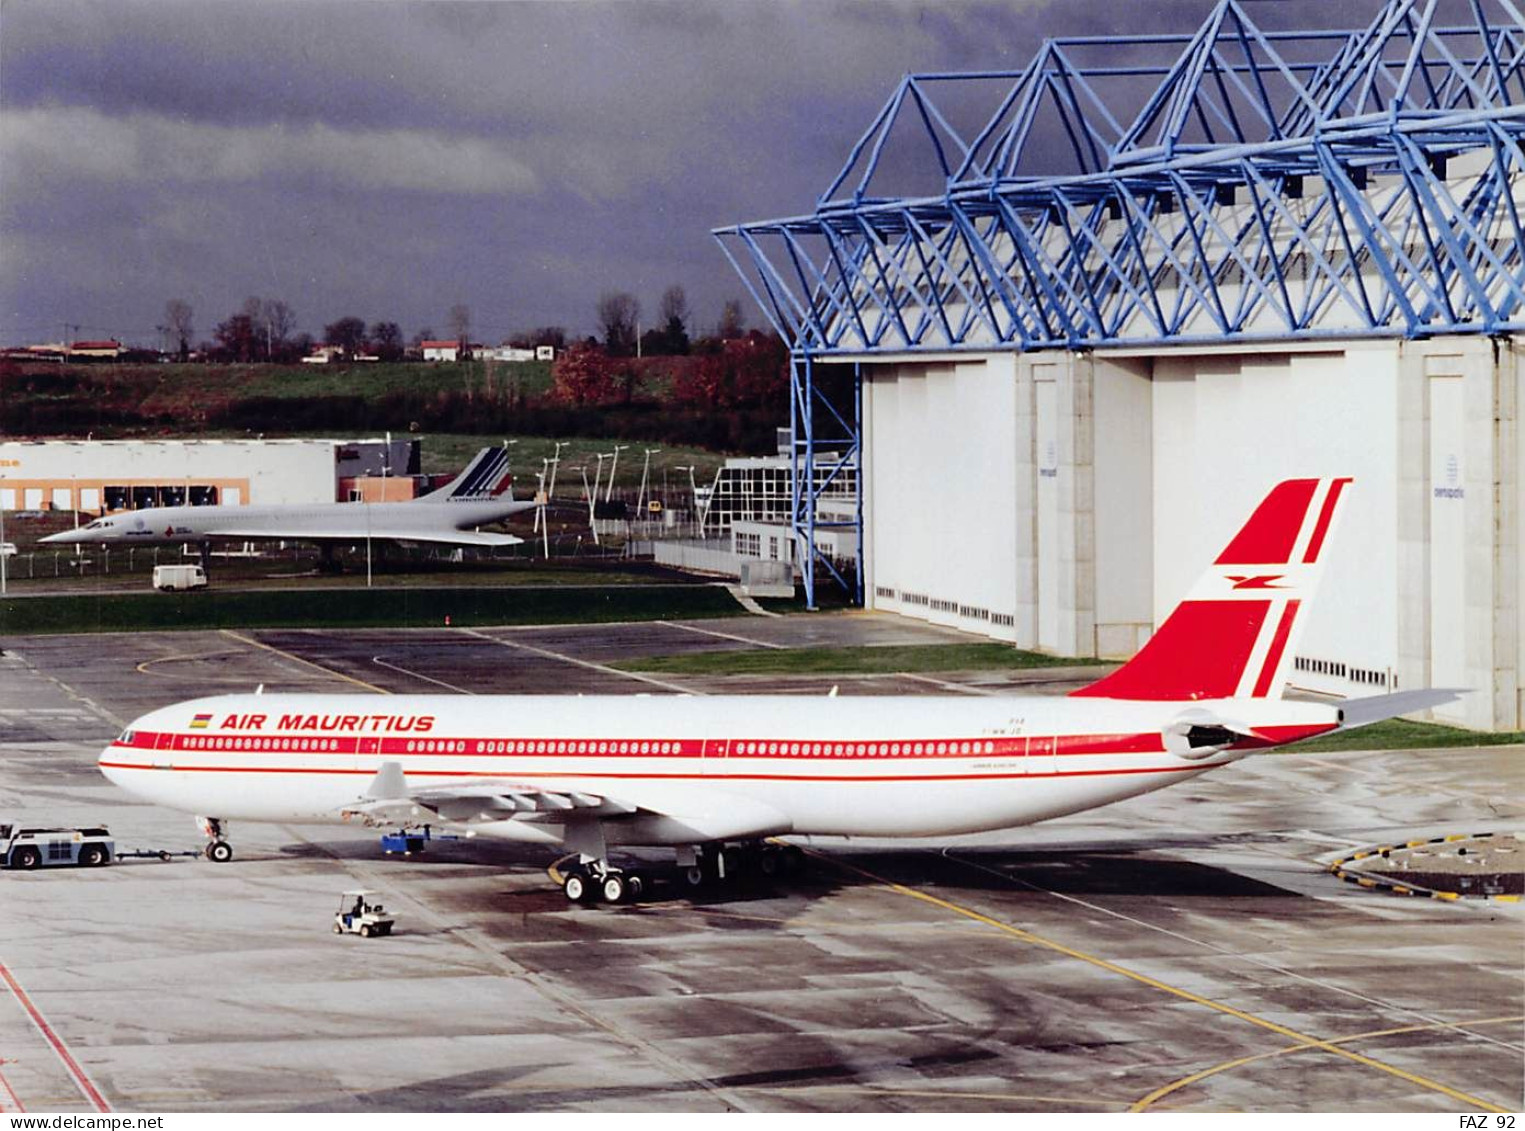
[
  {"xmin": 97, "ymin": 477, "xmax": 1455, "ymax": 903},
  {"xmin": 41, "ymin": 446, "xmax": 535, "ymax": 555}
]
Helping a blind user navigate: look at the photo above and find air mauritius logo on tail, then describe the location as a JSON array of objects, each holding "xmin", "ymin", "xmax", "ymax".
[{"xmin": 1075, "ymin": 477, "xmax": 1352, "ymax": 702}]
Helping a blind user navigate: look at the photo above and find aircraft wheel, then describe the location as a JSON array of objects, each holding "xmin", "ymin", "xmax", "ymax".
[
  {"xmin": 601, "ymin": 873, "xmax": 627, "ymax": 904},
  {"xmin": 563, "ymin": 872, "xmax": 590, "ymax": 903},
  {"xmin": 206, "ymin": 841, "xmax": 233, "ymax": 863}
]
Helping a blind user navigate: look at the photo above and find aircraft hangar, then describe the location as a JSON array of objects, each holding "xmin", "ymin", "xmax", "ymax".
[{"xmin": 718, "ymin": 0, "xmax": 1525, "ymax": 732}]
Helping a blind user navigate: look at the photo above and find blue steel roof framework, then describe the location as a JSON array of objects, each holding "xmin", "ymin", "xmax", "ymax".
[{"xmin": 713, "ymin": 0, "xmax": 1525, "ymax": 606}]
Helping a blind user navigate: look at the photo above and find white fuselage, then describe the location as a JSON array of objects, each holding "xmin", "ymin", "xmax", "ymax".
[
  {"xmin": 43, "ymin": 499, "xmax": 533, "ymax": 546},
  {"xmin": 100, "ymin": 693, "xmax": 1339, "ymax": 843}
]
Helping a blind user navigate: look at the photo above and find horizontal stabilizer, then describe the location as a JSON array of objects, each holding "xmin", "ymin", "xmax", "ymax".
[{"xmin": 1337, "ymin": 689, "xmax": 1463, "ymax": 729}]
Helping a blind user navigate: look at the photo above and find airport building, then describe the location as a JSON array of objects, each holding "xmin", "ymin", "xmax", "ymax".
[
  {"xmin": 0, "ymin": 437, "xmax": 421, "ymax": 515},
  {"xmin": 718, "ymin": 0, "xmax": 1525, "ymax": 730}
]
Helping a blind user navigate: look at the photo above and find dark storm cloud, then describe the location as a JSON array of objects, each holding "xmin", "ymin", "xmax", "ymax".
[{"xmin": 0, "ymin": 0, "xmax": 1380, "ymax": 347}]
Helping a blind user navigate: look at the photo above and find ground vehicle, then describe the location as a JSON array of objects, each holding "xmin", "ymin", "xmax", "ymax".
[
  {"xmin": 152, "ymin": 564, "xmax": 207, "ymax": 591},
  {"xmin": 1, "ymin": 824, "xmax": 114, "ymax": 869},
  {"xmin": 333, "ymin": 890, "xmax": 395, "ymax": 937},
  {"xmin": 0, "ymin": 542, "xmax": 16, "ymax": 557}
]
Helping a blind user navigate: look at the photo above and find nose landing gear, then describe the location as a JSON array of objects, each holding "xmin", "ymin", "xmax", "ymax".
[{"xmin": 197, "ymin": 816, "xmax": 233, "ymax": 862}]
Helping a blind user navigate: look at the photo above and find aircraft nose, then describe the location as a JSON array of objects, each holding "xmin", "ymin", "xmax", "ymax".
[{"xmin": 40, "ymin": 530, "xmax": 80, "ymax": 545}]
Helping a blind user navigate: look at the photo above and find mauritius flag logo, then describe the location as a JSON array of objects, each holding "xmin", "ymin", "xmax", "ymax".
[{"xmin": 189, "ymin": 714, "xmax": 213, "ymax": 729}]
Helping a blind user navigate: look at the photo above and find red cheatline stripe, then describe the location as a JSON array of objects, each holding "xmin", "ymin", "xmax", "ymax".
[
  {"xmin": 99, "ymin": 760, "xmax": 1216, "ymax": 783},
  {"xmin": 0, "ymin": 960, "xmax": 111, "ymax": 1112},
  {"xmin": 1251, "ymin": 599, "xmax": 1302, "ymax": 699},
  {"xmin": 1302, "ymin": 477, "xmax": 1351, "ymax": 564},
  {"xmin": 0, "ymin": 1064, "xmax": 24, "ymax": 1113},
  {"xmin": 114, "ymin": 731, "xmax": 1171, "ymax": 760}
]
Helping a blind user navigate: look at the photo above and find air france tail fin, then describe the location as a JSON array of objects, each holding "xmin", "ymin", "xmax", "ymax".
[
  {"xmin": 1073, "ymin": 476, "xmax": 1352, "ymax": 702},
  {"xmin": 423, "ymin": 446, "xmax": 514, "ymax": 504}
]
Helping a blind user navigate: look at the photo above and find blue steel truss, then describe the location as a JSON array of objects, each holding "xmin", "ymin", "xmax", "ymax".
[{"xmin": 715, "ymin": 0, "xmax": 1525, "ymax": 605}]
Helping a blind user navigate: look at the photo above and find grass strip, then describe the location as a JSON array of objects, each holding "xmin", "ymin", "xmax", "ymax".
[
  {"xmin": 1288, "ymin": 717, "xmax": 1525, "ymax": 752},
  {"xmin": 616, "ymin": 643, "xmax": 1109, "ymax": 676},
  {"xmin": 0, "ymin": 584, "xmax": 740, "ymax": 635}
]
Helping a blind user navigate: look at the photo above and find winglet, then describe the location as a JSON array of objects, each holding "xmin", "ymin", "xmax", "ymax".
[{"xmin": 1074, "ymin": 477, "xmax": 1353, "ymax": 702}]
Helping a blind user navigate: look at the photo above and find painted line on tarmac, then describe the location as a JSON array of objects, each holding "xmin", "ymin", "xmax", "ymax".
[
  {"xmin": 1131, "ymin": 1015, "xmax": 1523, "ymax": 1112},
  {"xmin": 461, "ymin": 628, "xmax": 701, "ymax": 695},
  {"xmin": 820, "ymin": 854, "xmax": 1510, "ymax": 1114},
  {"xmin": 135, "ymin": 649, "xmax": 249, "ymax": 682},
  {"xmin": 0, "ymin": 1061, "xmax": 24, "ymax": 1113},
  {"xmin": 940, "ymin": 847, "xmax": 1525, "ymax": 1057},
  {"xmin": 899, "ymin": 673, "xmax": 997, "ymax": 696},
  {"xmin": 220, "ymin": 629, "xmax": 390, "ymax": 695},
  {"xmin": 0, "ymin": 960, "xmax": 111, "ymax": 1112},
  {"xmin": 655, "ymin": 620, "xmax": 788, "ymax": 650},
  {"xmin": 370, "ymin": 656, "xmax": 475, "ymax": 695},
  {"xmin": 285, "ymin": 827, "xmax": 750, "ymax": 1112}
]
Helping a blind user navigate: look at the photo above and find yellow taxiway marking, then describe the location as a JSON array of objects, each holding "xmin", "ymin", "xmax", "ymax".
[
  {"xmin": 824, "ymin": 855, "xmax": 1510, "ymax": 1114},
  {"xmin": 134, "ymin": 650, "xmax": 247, "ymax": 679},
  {"xmin": 218, "ymin": 630, "xmax": 390, "ymax": 695},
  {"xmin": 1131, "ymin": 1015, "xmax": 1523, "ymax": 1112}
]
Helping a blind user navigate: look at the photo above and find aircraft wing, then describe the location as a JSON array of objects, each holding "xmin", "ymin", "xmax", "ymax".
[
  {"xmin": 197, "ymin": 527, "xmax": 523, "ymax": 548},
  {"xmin": 367, "ymin": 529, "xmax": 524, "ymax": 548},
  {"xmin": 341, "ymin": 763, "xmax": 792, "ymax": 841}
]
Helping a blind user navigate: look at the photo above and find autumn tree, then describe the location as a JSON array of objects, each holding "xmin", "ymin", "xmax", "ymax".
[
  {"xmin": 165, "ymin": 299, "xmax": 194, "ymax": 361},
  {"xmin": 672, "ymin": 331, "xmax": 787, "ymax": 410},
  {"xmin": 550, "ymin": 343, "xmax": 621, "ymax": 405},
  {"xmin": 717, "ymin": 298, "xmax": 745, "ymax": 340},
  {"xmin": 597, "ymin": 291, "xmax": 640, "ymax": 357},
  {"xmin": 213, "ymin": 315, "xmax": 255, "ymax": 362},
  {"xmin": 262, "ymin": 298, "xmax": 297, "ymax": 358},
  {"xmin": 652, "ymin": 285, "xmax": 691, "ymax": 355},
  {"xmin": 324, "ymin": 316, "xmax": 367, "ymax": 359},
  {"xmin": 369, "ymin": 321, "xmax": 403, "ymax": 361},
  {"xmin": 447, "ymin": 304, "xmax": 472, "ymax": 356}
]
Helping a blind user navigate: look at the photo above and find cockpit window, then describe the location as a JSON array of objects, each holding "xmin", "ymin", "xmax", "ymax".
[
  {"xmin": 118, "ymin": 730, "xmax": 135, "ymax": 744},
  {"xmin": 84, "ymin": 519, "xmax": 109, "ymax": 531}
]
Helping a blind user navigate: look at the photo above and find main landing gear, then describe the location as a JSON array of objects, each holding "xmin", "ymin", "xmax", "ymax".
[
  {"xmin": 198, "ymin": 816, "xmax": 233, "ymax": 863},
  {"xmin": 556, "ymin": 841, "xmax": 804, "ymax": 906},
  {"xmin": 557, "ymin": 857, "xmax": 646, "ymax": 905}
]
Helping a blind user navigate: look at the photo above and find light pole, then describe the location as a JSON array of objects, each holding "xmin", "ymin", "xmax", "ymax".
[
  {"xmin": 674, "ymin": 465, "xmax": 701, "ymax": 537},
  {"xmin": 535, "ymin": 460, "xmax": 551, "ymax": 559},
  {"xmin": 575, "ymin": 466, "xmax": 599, "ymax": 547},
  {"xmin": 636, "ymin": 448, "xmax": 661, "ymax": 519},
  {"xmin": 605, "ymin": 444, "xmax": 629, "ymax": 503}
]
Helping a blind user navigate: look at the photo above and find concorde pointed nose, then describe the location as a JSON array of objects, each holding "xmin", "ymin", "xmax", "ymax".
[{"xmin": 40, "ymin": 529, "xmax": 85, "ymax": 545}]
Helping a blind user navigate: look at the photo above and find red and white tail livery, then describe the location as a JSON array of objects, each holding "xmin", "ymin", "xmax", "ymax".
[
  {"xmin": 97, "ymin": 476, "xmax": 1457, "ymax": 904},
  {"xmin": 1075, "ymin": 476, "xmax": 1351, "ymax": 702}
]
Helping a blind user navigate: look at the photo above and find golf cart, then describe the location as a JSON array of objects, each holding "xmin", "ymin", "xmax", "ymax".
[{"xmin": 333, "ymin": 889, "xmax": 395, "ymax": 937}]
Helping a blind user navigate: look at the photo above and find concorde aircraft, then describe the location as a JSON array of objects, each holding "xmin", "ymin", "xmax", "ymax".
[
  {"xmin": 96, "ymin": 476, "xmax": 1456, "ymax": 903},
  {"xmin": 40, "ymin": 445, "xmax": 535, "ymax": 556}
]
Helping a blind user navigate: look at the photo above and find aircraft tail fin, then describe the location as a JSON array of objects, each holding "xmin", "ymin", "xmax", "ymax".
[
  {"xmin": 424, "ymin": 446, "xmax": 514, "ymax": 503},
  {"xmin": 1074, "ymin": 476, "xmax": 1353, "ymax": 702}
]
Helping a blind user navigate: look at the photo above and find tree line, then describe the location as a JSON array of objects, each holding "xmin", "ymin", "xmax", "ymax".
[{"xmin": 165, "ymin": 284, "xmax": 749, "ymax": 366}]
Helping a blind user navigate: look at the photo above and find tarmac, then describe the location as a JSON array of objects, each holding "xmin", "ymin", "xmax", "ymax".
[{"xmin": 0, "ymin": 612, "xmax": 1521, "ymax": 1113}]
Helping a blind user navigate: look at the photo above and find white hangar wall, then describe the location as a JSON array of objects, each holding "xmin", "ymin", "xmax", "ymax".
[{"xmin": 859, "ymin": 334, "xmax": 1522, "ymax": 731}]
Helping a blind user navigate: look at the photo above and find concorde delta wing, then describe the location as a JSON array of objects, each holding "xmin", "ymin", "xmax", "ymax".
[{"xmin": 194, "ymin": 525, "xmax": 524, "ymax": 548}]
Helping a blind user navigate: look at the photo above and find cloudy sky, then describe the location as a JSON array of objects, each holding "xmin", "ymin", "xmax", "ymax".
[{"xmin": 2, "ymin": 0, "xmax": 1353, "ymax": 349}]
